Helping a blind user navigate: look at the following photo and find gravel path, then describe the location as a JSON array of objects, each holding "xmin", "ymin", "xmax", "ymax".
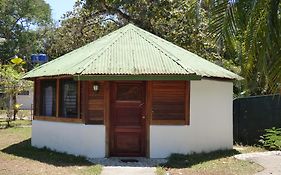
[
  {"xmin": 235, "ymin": 151, "xmax": 281, "ymax": 175},
  {"xmin": 88, "ymin": 157, "xmax": 167, "ymax": 175},
  {"xmin": 88, "ymin": 157, "xmax": 167, "ymax": 167},
  {"xmin": 100, "ymin": 167, "xmax": 156, "ymax": 175}
]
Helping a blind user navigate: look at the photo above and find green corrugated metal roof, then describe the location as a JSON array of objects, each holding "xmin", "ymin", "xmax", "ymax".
[{"xmin": 23, "ymin": 23, "xmax": 242, "ymax": 80}]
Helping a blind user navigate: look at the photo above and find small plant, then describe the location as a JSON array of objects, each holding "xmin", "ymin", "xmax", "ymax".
[
  {"xmin": 14, "ymin": 103, "xmax": 22, "ymax": 119},
  {"xmin": 0, "ymin": 58, "xmax": 32, "ymax": 121},
  {"xmin": 259, "ymin": 127, "xmax": 281, "ymax": 150},
  {"xmin": 5, "ymin": 109, "xmax": 13, "ymax": 127}
]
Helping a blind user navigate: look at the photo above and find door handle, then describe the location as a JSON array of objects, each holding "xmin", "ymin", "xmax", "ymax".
[
  {"xmin": 142, "ymin": 115, "xmax": 146, "ymax": 119},
  {"xmin": 139, "ymin": 103, "xmax": 144, "ymax": 107}
]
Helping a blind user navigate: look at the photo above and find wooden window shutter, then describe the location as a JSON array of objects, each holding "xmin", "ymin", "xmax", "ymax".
[
  {"xmin": 86, "ymin": 81, "xmax": 105, "ymax": 124},
  {"xmin": 151, "ymin": 81, "xmax": 190, "ymax": 125}
]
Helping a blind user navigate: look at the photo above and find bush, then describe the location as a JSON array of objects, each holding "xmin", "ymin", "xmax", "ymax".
[{"xmin": 259, "ymin": 127, "xmax": 281, "ymax": 150}]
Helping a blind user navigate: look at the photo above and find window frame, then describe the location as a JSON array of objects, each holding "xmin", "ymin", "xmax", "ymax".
[
  {"xmin": 39, "ymin": 79, "xmax": 57, "ymax": 117},
  {"xmin": 34, "ymin": 77, "xmax": 82, "ymax": 123},
  {"xmin": 59, "ymin": 79, "xmax": 78, "ymax": 118}
]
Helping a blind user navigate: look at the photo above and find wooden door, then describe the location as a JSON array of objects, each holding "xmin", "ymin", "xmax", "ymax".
[{"xmin": 110, "ymin": 82, "xmax": 146, "ymax": 157}]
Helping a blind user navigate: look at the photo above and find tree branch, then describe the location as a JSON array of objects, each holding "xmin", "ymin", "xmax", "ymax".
[{"xmin": 98, "ymin": 0, "xmax": 159, "ymax": 36}]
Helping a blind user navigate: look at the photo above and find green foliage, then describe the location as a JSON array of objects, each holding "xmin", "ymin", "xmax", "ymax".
[
  {"xmin": 0, "ymin": 63, "xmax": 32, "ymax": 98},
  {"xmin": 0, "ymin": 59, "xmax": 32, "ymax": 120},
  {"xmin": 259, "ymin": 127, "xmax": 281, "ymax": 150},
  {"xmin": 208, "ymin": 0, "xmax": 281, "ymax": 95},
  {"xmin": 45, "ymin": 0, "xmax": 230, "ymax": 68},
  {"xmin": 0, "ymin": 0, "xmax": 51, "ymax": 63},
  {"xmin": 1, "ymin": 0, "xmax": 279, "ymax": 97},
  {"xmin": 44, "ymin": 16, "xmax": 118, "ymax": 59}
]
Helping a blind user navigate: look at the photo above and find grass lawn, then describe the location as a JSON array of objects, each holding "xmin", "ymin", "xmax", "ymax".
[
  {"xmin": 0, "ymin": 120, "xmax": 101, "ymax": 175},
  {"xmin": 0, "ymin": 109, "xmax": 33, "ymax": 128},
  {"xmin": 0, "ymin": 109, "xmax": 32, "ymax": 118},
  {"xmin": 0, "ymin": 118, "xmax": 31, "ymax": 128},
  {"xmin": 157, "ymin": 146, "xmax": 266, "ymax": 175}
]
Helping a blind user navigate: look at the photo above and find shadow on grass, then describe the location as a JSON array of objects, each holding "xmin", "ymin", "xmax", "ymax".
[
  {"xmin": 1, "ymin": 138, "xmax": 93, "ymax": 167},
  {"xmin": 162, "ymin": 149, "xmax": 240, "ymax": 168}
]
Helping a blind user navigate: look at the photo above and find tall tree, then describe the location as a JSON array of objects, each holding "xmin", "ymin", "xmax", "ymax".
[
  {"xmin": 44, "ymin": 8, "xmax": 119, "ymax": 59},
  {"xmin": 47, "ymin": 0, "xmax": 237, "ymax": 74},
  {"xmin": 82, "ymin": 0, "xmax": 224, "ymax": 62},
  {"xmin": 0, "ymin": 0, "xmax": 51, "ymax": 63},
  {"xmin": 208, "ymin": 0, "xmax": 281, "ymax": 95}
]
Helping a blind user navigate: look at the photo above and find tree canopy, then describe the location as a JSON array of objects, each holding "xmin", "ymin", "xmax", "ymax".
[
  {"xmin": 1, "ymin": 0, "xmax": 280, "ymax": 96},
  {"xmin": 45, "ymin": 0, "xmax": 236, "ymax": 71},
  {"xmin": 0, "ymin": 57, "xmax": 32, "ymax": 120},
  {"xmin": 208, "ymin": 0, "xmax": 281, "ymax": 95},
  {"xmin": 0, "ymin": 0, "xmax": 51, "ymax": 63}
]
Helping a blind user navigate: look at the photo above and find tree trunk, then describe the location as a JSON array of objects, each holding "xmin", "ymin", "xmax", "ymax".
[
  {"xmin": 6, "ymin": 119, "xmax": 10, "ymax": 128},
  {"xmin": 12, "ymin": 95, "xmax": 17, "ymax": 121}
]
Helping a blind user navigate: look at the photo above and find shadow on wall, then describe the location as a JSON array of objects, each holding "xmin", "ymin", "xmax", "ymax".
[
  {"xmin": 162, "ymin": 149, "xmax": 240, "ymax": 168},
  {"xmin": 1, "ymin": 139, "xmax": 93, "ymax": 167}
]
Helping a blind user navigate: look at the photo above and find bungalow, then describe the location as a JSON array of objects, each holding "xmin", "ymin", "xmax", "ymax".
[{"xmin": 23, "ymin": 24, "xmax": 242, "ymax": 158}]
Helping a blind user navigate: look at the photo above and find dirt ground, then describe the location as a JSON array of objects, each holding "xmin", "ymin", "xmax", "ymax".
[
  {"xmin": 0, "ymin": 157, "xmax": 82, "ymax": 175},
  {"xmin": 0, "ymin": 127, "xmax": 101, "ymax": 175}
]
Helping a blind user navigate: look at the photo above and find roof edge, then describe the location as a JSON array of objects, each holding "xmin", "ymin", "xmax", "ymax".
[{"xmin": 73, "ymin": 74, "xmax": 202, "ymax": 81}]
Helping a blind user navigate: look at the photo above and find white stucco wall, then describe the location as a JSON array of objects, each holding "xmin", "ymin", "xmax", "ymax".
[
  {"xmin": 16, "ymin": 89, "xmax": 33, "ymax": 110},
  {"xmin": 150, "ymin": 79, "xmax": 233, "ymax": 158},
  {"xmin": 32, "ymin": 120, "xmax": 105, "ymax": 158}
]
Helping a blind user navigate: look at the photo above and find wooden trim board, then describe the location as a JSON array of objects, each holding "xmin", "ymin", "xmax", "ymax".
[{"xmin": 34, "ymin": 116, "xmax": 82, "ymax": 123}]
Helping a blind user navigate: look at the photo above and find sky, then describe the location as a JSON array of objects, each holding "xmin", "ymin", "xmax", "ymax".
[{"xmin": 45, "ymin": 0, "xmax": 76, "ymax": 21}]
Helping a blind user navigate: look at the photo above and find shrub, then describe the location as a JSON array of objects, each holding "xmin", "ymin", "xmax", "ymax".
[{"xmin": 259, "ymin": 127, "xmax": 281, "ymax": 150}]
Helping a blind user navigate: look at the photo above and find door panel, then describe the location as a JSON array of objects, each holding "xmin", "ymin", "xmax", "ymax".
[
  {"xmin": 115, "ymin": 105, "xmax": 142, "ymax": 125},
  {"xmin": 115, "ymin": 132, "xmax": 141, "ymax": 153},
  {"xmin": 110, "ymin": 82, "xmax": 146, "ymax": 156}
]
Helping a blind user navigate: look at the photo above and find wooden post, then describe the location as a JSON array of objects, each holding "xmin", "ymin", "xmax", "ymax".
[
  {"xmin": 104, "ymin": 81, "xmax": 110, "ymax": 157},
  {"xmin": 185, "ymin": 81, "xmax": 190, "ymax": 125},
  {"xmin": 146, "ymin": 81, "xmax": 152, "ymax": 124},
  {"xmin": 81, "ymin": 81, "xmax": 89, "ymax": 124},
  {"xmin": 145, "ymin": 81, "xmax": 152, "ymax": 157},
  {"xmin": 56, "ymin": 79, "xmax": 59, "ymax": 117},
  {"xmin": 77, "ymin": 81, "xmax": 81, "ymax": 119}
]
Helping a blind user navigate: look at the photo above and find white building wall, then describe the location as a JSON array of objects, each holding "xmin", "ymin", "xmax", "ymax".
[
  {"xmin": 32, "ymin": 120, "xmax": 105, "ymax": 158},
  {"xmin": 16, "ymin": 89, "xmax": 33, "ymax": 110},
  {"xmin": 150, "ymin": 79, "xmax": 233, "ymax": 158}
]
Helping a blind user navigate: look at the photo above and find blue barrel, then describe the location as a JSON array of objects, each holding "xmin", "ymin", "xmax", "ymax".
[
  {"xmin": 31, "ymin": 54, "xmax": 37, "ymax": 62},
  {"xmin": 31, "ymin": 54, "xmax": 48, "ymax": 63},
  {"xmin": 38, "ymin": 54, "xmax": 48, "ymax": 62}
]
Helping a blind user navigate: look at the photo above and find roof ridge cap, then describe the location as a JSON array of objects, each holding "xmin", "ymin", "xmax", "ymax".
[
  {"xmin": 131, "ymin": 27, "xmax": 195, "ymax": 75},
  {"xmin": 76, "ymin": 25, "xmax": 132, "ymax": 75},
  {"xmin": 136, "ymin": 27, "xmax": 242, "ymax": 78},
  {"xmin": 132, "ymin": 26, "xmax": 242, "ymax": 79}
]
